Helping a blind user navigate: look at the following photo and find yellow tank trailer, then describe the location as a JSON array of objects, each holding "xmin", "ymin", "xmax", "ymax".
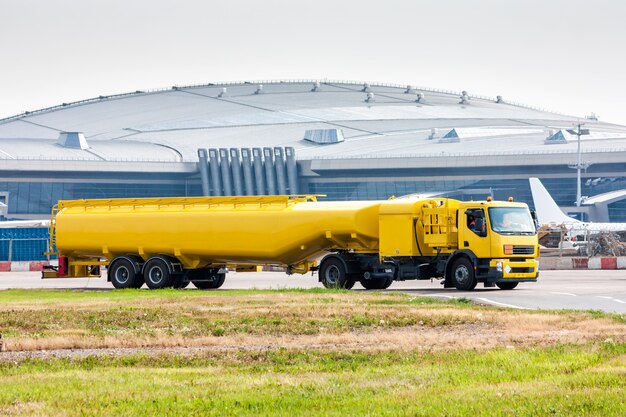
[{"xmin": 43, "ymin": 195, "xmax": 539, "ymax": 291}]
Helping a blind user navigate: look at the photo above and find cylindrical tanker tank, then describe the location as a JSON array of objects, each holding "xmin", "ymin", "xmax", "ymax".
[{"xmin": 53, "ymin": 196, "xmax": 383, "ymax": 268}]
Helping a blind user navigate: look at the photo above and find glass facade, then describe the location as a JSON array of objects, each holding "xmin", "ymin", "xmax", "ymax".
[{"xmin": 308, "ymin": 176, "xmax": 626, "ymax": 222}]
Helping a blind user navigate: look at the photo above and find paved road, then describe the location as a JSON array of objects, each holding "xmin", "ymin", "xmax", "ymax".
[{"xmin": 0, "ymin": 270, "xmax": 624, "ymax": 313}]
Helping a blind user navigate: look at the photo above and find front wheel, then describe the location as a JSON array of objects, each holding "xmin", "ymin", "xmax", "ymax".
[
  {"xmin": 496, "ymin": 282, "xmax": 518, "ymax": 290},
  {"xmin": 450, "ymin": 258, "xmax": 477, "ymax": 291},
  {"xmin": 319, "ymin": 258, "xmax": 355, "ymax": 289}
]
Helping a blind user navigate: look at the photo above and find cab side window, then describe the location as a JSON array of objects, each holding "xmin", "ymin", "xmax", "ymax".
[{"xmin": 466, "ymin": 209, "xmax": 486, "ymax": 237}]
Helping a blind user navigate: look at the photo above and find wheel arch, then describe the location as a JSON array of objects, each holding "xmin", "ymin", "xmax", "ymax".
[
  {"xmin": 318, "ymin": 254, "xmax": 347, "ymax": 282},
  {"xmin": 444, "ymin": 250, "xmax": 477, "ymax": 283},
  {"xmin": 141, "ymin": 254, "xmax": 184, "ymax": 275}
]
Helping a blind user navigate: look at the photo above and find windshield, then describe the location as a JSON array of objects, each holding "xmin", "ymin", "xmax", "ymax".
[{"xmin": 488, "ymin": 207, "xmax": 536, "ymax": 234}]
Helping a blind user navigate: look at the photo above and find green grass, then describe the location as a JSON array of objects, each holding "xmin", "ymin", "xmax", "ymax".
[
  {"xmin": 0, "ymin": 343, "xmax": 624, "ymax": 417},
  {"xmin": 0, "ymin": 289, "xmax": 624, "ymax": 416}
]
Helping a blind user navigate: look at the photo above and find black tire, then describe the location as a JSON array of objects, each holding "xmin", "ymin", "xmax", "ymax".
[
  {"xmin": 172, "ymin": 274, "xmax": 190, "ymax": 289},
  {"xmin": 319, "ymin": 258, "xmax": 355, "ymax": 289},
  {"xmin": 450, "ymin": 258, "xmax": 477, "ymax": 291},
  {"xmin": 190, "ymin": 268, "xmax": 226, "ymax": 290},
  {"xmin": 496, "ymin": 282, "xmax": 518, "ymax": 290},
  {"xmin": 109, "ymin": 258, "xmax": 142, "ymax": 289},
  {"xmin": 143, "ymin": 258, "xmax": 174, "ymax": 289},
  {"xmin": 360, "ymin": 277, "xmax": 393, "ymax": 290}
]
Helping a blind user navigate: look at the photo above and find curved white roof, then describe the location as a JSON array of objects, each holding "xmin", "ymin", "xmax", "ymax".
[{"xmin": 0, "ymin": 80, "xmax": 625, "ymax": 163}]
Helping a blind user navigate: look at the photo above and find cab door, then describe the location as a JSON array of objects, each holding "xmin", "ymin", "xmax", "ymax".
[{"xmin": 459, "ymin": 208, "xmax": 491, "ymax": 259}]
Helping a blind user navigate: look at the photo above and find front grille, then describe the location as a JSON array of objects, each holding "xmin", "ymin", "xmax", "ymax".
[{"xmin": 512, "ymin": 246, "xmax": 535, "ymax": 255}]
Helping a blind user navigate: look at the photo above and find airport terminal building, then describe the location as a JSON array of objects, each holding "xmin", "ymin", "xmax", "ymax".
[{"xmin": 1, "ymin": 80, "xmax": 626, "ymax": 222}]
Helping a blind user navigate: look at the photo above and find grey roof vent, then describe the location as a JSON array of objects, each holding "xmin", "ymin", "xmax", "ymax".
[
  {"xmin": 361, "ymin": 83, "xmax": 371, "ymax": 92},
  {"xmin": 57, "ymin": 132, "xmax": 89, "ymax": 149},
  {"xmin": 365, "ymin": 92, "xmax": 375, "ymax": 103},
  {"xmin": 405, "ymin": 85, "xmax": 416, "ymax": 94},
  {"xmin": 439, "ymin": 128, "xmax": 461, "ymax": 143},
  {"xmin": 544, "ymin": 129, "xmax": 571, "ymax": 144},
  {"xmin": 303, "ymin": 129, "xmax": 345, "ymax": 145},
  {"xmin": 218, "ymin": 87, "xmax": 227, "ymax": 98},
  {"xmin": 415, "ymin": 92, "xmax": 425, "ymax": 103},
  {"xmin": 311, "ymin": 82, "xmax": 321, "ymax": 92}
]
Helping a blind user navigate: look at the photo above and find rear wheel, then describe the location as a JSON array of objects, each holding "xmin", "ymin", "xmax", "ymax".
[
  {"xmin": 320, "ymin": 258, "xmax": 355, "ymax": 289},
  {"xmin": 360, "ymin": 277, "xmax": 393, "ymax": 290},
  {"xmin": 109, "ymin": 258, "xmax": 143, "ymax": 289},
  {"xmin": 496, "ymin": 282, "xmax": 518, "ymax": 290},
  {"xmin": 144, "ymin": 258, "xmax": 174, "ymax": 289},
  {"xmin": 450, "ymin": 258, "xmax": 477, "ymax": 291},
  {"xmin": 172, "ymin": 274, "xmax": 190, "ymax": 289},
  {"xmin": 189, "ymin": 268, "xmax": 226, "ymax": 289}
]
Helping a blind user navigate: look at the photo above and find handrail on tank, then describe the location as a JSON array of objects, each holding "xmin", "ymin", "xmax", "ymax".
[
  {"xmin": 47, "ymin": 204, "xmax": 59, "ymax": 254},
  {"xmin": 55, "ymin": 194, "xmax": 326, "ymax": 210}
]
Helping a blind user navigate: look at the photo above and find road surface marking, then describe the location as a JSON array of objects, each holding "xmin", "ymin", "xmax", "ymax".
[
  {"xmin": 475, "ymin": 297, "xmax": 535, "ymax": 310},
  {"xmin": 596, "ymin": 295, "xmax": 626, "ymax": 304},
  {"xmin": 550, "ymin": 292, "xmax": 577, "ymax": 297}
]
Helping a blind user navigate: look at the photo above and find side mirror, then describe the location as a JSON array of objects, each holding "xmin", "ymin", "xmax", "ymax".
[{"xmin": 530, "ymin": 210, "xmax": 539, "ymax": 229}]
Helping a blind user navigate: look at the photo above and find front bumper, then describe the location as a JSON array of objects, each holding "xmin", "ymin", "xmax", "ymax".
[{"xmin": 486, "ymin": 258, "xmax": 538, "ymax": 282}]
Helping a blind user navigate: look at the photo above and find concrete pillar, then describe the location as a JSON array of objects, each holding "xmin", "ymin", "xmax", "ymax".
[
  {"xmin": 263, "ymin": 147, "xmax": 276, "ymax": 195},
  {"xmin": 241, "ymin": 148, "xmax": 254, "ymax": 195},
  {"xmin": 208, "ymin": 148, "xmax": 222, "ymax": 196},
  {"xmin": 285, "ymin": 146, "xmax": 298, "ymax": 194},
  {"xmin": 230, "ymin": 148, "xmax": 243, "ymax": 196},
  {"xmin": 219, "ymin": 148, "xmax": 233, "ymax": 196},
  {"xmin": 252, "ymin": 148, "xmax": 266, "ymax": 195},
  {"xmin": 197, "ymin": 148, "xmax": 210, "ymax": 196},
  {"xmin": 274, "ymin": 147, "xmax": 287, "ymax": 195}
]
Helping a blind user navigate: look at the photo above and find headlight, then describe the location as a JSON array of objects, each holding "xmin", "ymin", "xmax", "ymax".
[{"xmin": 496, "ymin": 261, "xmax": 503, "ymax": 272}]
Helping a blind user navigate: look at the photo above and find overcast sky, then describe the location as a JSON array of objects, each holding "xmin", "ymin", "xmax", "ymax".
[{"xmin": 1, "ymin": 0, "xmax": 625, "ymax": 124}]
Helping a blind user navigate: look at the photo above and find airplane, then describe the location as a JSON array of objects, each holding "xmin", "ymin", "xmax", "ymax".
[
  {"xmin": 529, "ymin": 177, "xmax": 626, "ymax": 235},
  {"xmin": 0, "ymin": 219, "xmax": 50, "ymax": 228}
]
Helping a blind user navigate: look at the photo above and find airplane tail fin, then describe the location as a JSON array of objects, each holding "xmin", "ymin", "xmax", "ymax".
[{"xmin": 529, "ymin": 178, "xmax": 575, "ymax": 225}]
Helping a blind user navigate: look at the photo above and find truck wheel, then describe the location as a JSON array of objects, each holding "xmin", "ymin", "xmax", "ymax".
[
  {"xmin": 360, "ymin": 277, "xmax": 393, "ymax": 290},
  {"xmin": 144, "ymin": 258, "xmax": 174, "ymax": 289},
  {"xmin": 496, "ymin": 282, "xmax": 518, "ymax": 290},
  {"xmin": 109, "ymin": 258, "xmax": 143, "ymax": 289},
  {"xmin": 450, "ymin": 258, "xmax": 477, "ymax": 291},
  {"xmin": 320, "ymin": 258, "xmax": 355, "ymax": 289},
  {"xmin": 191, "ymin": 269, "xmax": 226, "ymax": 289},
  {"xmin": 172, "ymin": 274, "xmax": 190, "ymax": 289}
]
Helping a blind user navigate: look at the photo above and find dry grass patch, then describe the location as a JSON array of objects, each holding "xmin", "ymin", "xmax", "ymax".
[{"xmin": 0, "ymin": 289, "xmax": 624, "ymax": 356}]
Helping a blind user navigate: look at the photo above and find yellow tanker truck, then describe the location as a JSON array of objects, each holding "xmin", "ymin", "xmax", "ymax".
[{"xmin": 42, "ymin": 195, "xmax": 539, "ymax": 291}]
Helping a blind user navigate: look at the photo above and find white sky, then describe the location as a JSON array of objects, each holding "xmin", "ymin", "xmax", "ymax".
[{"xmin": 1, "ymin": 0, "xmax": 625, "ymax": 124}]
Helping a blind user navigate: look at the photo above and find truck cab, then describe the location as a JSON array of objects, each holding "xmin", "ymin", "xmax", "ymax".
[{"xmin": 451, "ymin": 201, "xmax": 539, "ymax": 290}]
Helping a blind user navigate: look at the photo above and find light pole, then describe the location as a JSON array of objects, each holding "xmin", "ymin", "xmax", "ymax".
[{"xmin": 567, "ymin": 123, "xmax": 590, "ymax": 207}]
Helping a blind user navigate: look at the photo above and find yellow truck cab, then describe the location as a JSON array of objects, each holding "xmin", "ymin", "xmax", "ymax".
[{"xmin": 446, "ymin": 200, "xmax": 539, "ymax": 290}]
